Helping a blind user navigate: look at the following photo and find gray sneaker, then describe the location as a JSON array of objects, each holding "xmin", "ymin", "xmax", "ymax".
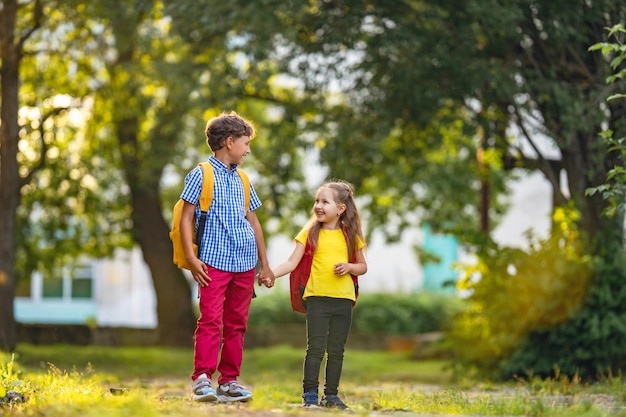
[
  {"xmin": 217, "ymin": 381, "xmax": 253, "ymax": 402},
  {"xmin": 192, "ymin": 373, "xmax": 217, "ymax": 402}
]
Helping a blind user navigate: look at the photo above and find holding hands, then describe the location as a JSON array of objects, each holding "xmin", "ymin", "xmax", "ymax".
[{"xmin": 256, "ymin": 266, "xmax": 276, "ymax": 288}]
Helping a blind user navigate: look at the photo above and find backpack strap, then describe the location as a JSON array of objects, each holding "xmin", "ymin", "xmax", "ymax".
[
  {"xmin": 198, "ymin": 162, "xmax": 214, "ymax": 212},
  {"xmin": 198, "ymin": 163, "xmax": 250, "ymax": 212},
  {"xmin": 290, "ymin": 238, "xmax": 314, "ymax": 313},
  {"xmin": 236, "ymin": 168, "xmax": 251, "ymax": 213},
  {"xmin": 195, "ymin": 163, "xmax": 214, "ymax": 252},
  {"xmin": 341, "ymin": 227, "xmax": 360, "ymax": 301}
]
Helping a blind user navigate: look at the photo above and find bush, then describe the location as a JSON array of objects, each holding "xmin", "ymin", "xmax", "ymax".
[
  {"xmin": 248, "ymin": 291, "xmax": 305, "ymax": 328},
  {"xmin": 448, "ymin": 207, "xmax": 626, "ymax": 380},
  {"xmin": 352, "ymin": 292, "xmax": 465, "ymax": 335},
  {"xmin": 499, "ymin": 234, "xmax": 626, "ymax": 380},
  {"xmin": 248, "ymin": 289, "xmax": 465, "ymax": 335}
]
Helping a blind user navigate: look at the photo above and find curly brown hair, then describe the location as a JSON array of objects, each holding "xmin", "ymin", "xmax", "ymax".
[{"xmin": 205, "ymin": 111, "xmax": 256, "ymax": 152}]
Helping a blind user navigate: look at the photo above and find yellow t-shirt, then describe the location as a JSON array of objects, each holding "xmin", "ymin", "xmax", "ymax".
[{"xmin": 295, "ymin": 228, "xmax": 364, "ymax": 302}]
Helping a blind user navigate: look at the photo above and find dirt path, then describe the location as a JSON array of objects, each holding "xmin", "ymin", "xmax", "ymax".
[{"xmin": 132, "ymin": 377, "xmax": 620, "ymax": 417}]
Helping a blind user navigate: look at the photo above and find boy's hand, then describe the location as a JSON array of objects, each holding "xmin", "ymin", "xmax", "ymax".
[
  {"xmin": 191, "ymin": 260, "xmax": 210, "ymax": 287},
  {"xmin": 256, "ymin": 266, "xmax": 275, "ymax": 288}
]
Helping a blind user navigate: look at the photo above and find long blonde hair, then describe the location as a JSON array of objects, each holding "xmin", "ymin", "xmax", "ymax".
[{"xmin": 305, "ymin": 180, "xmax": 365, "ymax": 260}]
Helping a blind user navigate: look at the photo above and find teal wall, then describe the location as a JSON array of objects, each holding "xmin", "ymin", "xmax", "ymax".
[
  {"xmin": 421, "ymin": 225, "xmax": 459, "ymax": 293},
  {"xmin": 15, "ymin": 299, "xmax": 97, "ymax": 324}
]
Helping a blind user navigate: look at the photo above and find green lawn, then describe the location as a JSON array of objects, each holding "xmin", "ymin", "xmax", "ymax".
[{"xmin": 1, "ymin": 344, "xmax": 624, "ymax": 416}]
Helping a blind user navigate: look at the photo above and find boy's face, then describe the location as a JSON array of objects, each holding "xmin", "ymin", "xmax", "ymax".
[{"xmin": 227, "ymin": 135, "xmax": 251, "ymax": 165}]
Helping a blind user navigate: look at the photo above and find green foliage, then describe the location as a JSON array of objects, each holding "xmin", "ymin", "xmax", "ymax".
[
  {"xmin": 585, "ymin": 131, "xmax": 626, "ymax": 218},
  {"xmin": 243, "ymin": 0, "xmax": 626, "ymax": 249},
  {"xmin": 13, "ymin": 0, "xmax": 321, "ymax": 281},
  {"xmin": 248, "ymin": 290, "xmax": 464, "ymax": 335},
  {"xmin": 14, "ymin": 1, "xmax": 135, "ymax": 282},
  {"xmin": 0, "ymin": 354, "xmax": 30, "ymax": 405},
  {"xmin": 247, "ymin": 290, "xmax": 306, "ymax": 328},
  {"xmin": 352, "ymin": 291, "xmax": 466, "ymax": 335},
  {"xmin": 450, "ymin": 206, "xmax": 594, "ymax": 379},
  {"xmin": 587, "ymin": 24, "xmax": 626, "ymax": 219},
  {"xmin": 500, "ymin": 233, "xmax": 626, "ymax": 380}
]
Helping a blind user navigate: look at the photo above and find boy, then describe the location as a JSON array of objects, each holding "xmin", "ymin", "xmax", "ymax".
[{"xmin": 180, "ymin": 111, "xmax": 274, "ymax": 402}]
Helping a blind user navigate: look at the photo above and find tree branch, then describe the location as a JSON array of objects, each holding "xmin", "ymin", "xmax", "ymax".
[
  {"xmin": 19, "ymin": 106, "xmax": 70, "ymax": 187},
  {"xmin": 18, "ymin": 0, "xmax": 43, "ymax": 50},
  {"xmin": 512, "ymin": 105, "xmax": 567, "ymax": 204}
]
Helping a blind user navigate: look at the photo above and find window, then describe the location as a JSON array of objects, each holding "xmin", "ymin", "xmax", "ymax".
[
  {"xmin": 71, "ymin": 265, "xmax": 93, "ymax": 299},
  {"xmin": 40, "ymin": 262, "xmax": 94, "ymax": 300},
  {"xmin": 42, "ymin": 277, "xmax": 64, "ymax": 298}
]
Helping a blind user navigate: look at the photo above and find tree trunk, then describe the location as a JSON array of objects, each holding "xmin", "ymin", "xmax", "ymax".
[
  {"xmin": 561, "ymin": 128, "xmax": 624, "ymax": 246},
  {"xmin": 0, "ymin": 0, "xmax": 21, "ymax": 352},
  {"xmin": 131, "ymin": 190, "xmax": 196, "ymax": 347},
  {"xmin": 105, "ymin": 4, "xmax": 196, "ymax": 347},
  {"xmin": 115, "ymin": 115, "xmax": 196, "ymax": 347}
]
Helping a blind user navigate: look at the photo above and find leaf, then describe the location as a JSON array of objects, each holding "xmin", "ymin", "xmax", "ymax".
[
  {"xmin": 607, "ymin": 23, "xmax": 626, "ymax": 37},
  {"xmin": 607, "ymin": 93, "xmax": 626, "ymax": 102}
]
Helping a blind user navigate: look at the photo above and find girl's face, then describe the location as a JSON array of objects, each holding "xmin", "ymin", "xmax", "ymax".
[{"xmin": 313, "ymin": 187, "xmax": 345, "ymax": 226}]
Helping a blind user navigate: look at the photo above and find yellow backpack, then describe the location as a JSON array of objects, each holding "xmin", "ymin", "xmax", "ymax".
[{"xmin": 170, "ymin": 162, "xmax": 251, "ymax": 270}]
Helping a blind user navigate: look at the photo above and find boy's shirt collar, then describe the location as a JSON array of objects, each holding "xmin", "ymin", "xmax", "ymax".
[{"xmin": 209, "ymin": 155, "xmax": 239, "ymax": 172}]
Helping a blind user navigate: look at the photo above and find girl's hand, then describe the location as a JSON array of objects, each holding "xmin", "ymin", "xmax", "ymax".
[
  {"xmin": 256, "ymin": 266, "xmax": 276, "ymax": 288},
  {"xmin": 333, "ymin": 263, "xmax": 350, "ymax": 276},
  {"xmin": 262, "ymin": 276, "xmax": 276, "ymax": 288}
]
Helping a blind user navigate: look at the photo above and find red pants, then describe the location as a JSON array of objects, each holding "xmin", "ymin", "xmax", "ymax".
[{"xmin": 192, "ymin": 266, "xmax": 255, "ymax": 384}]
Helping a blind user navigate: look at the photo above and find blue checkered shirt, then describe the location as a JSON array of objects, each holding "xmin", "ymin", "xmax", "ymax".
[{"xmin": 180, "ymin": 156, "xmax": 261, "ymax": 272}]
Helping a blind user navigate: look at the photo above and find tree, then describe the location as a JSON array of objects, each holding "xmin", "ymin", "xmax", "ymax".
[
  {"xmin": 226, "ymin": 0, "xmax": 626, "ymax": 377},
  {"xmin": 81, "ymin": 0, "xmax": 198, "ymax": 346},
  {"xmin": 2, "ymin": 0, "xmax": 135, "ymax": 350},
  {"xmin": 250, "ymin": 0, "xmax": 626, "ymax": 245},
  {"xmin": 4, "ymin": 0, "xmax": 315, "ymax": 349},
  {"xmin": 192, "ymin": 0, "xmax": 521, "ymax": 241},
  {"xmin": 0, "ymin": 0, "xmax": 46, "ymax": 352},
  {"xmin": 65, "ymin": 0, "xmax": 317, "ymax": 345},
  {"xmin": 587, "ymin": 24, "xmax": 626, "ymax": 221}
]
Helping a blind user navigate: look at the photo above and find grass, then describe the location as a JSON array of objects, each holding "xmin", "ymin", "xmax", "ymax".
[{"xmin": 1, "ymin": 344, "xmax": 625, "ymax": 416}]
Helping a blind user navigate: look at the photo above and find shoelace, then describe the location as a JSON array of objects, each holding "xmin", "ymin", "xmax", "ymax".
[
  {"xmin": 194, "ymin": 379, "xmax": 212, "ymax": 393},
  {"xmin": 325, "ymin": 395, "xmax": 346, "ymax": 406},
  {"xmin": 222, "ymin": 382, "xmax": 246, "ymax": 392}
]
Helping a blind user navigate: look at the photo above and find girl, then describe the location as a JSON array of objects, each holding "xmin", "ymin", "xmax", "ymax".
[{"xmin": 269, "ymin": 180, "xmax": 367, "ymax": 409}]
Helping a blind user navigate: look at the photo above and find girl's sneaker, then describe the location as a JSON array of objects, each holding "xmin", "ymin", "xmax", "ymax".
[
  {"xmin": 191, "ymin": 373, "xmax": 217, "ymax": 402},
  {"xmin": 217, "ymin": 381, "xmax": 253, "ymax": 402},
  {"xmin": 302, "ymin": 391, "xmax": 319, "ymax": 407},
  {"xmin": 320, "ymin": 394, "xmax": 349, "ymax": 409}
]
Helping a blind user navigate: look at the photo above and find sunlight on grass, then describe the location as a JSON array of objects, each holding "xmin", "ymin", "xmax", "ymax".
[{"xmin": 2, "ymin": 344, "xmax": 625, "ymax": 416}]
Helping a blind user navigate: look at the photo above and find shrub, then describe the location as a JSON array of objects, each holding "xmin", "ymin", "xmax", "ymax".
[
  {"xmin": 499, "ymin": 234, "xmax": 626, "ymax": 380},
  {"xmin": 352, "ymin": 292, "xmax": 465, "ymax": 335},
  {"xmin": 248, "ymin": 289, "xmax": 465, "ymax": 335},
  {"xmin": 247, "ymin": 291, "xmax": 305, "ymax": 328},
  {"xmin": 448, "ymin": 207, "xmax": 622, "ymax": 380}
]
